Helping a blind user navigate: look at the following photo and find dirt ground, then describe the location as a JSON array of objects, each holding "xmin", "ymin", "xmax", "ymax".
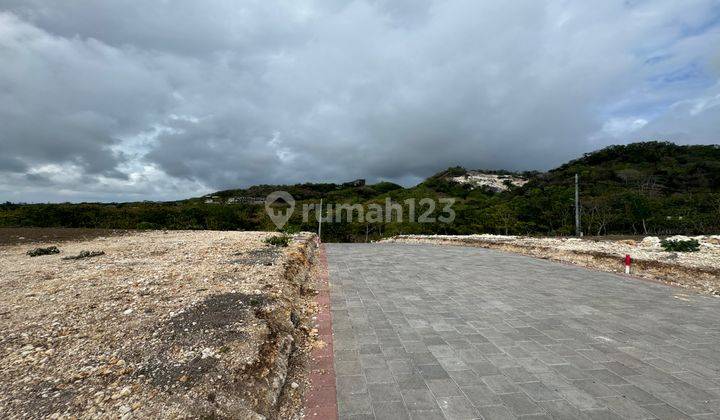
[
  {"xmin": 0, "ymin": 228, "xmax": 131, "ymax": 246},
  {"xmin": 0, "ymin": 230, "xmax": 319, "ymax": 419},
  {"xmin": 384, "ymin": 234, "xmax": 720, "ymax": 296}
]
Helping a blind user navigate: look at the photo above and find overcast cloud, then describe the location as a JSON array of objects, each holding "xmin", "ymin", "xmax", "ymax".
[{"xmin": 0, "ymin": 0, "xmax": 719, "ymax": 202}]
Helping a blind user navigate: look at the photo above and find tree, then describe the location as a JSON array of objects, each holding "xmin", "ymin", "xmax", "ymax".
[{"xmin": 486, "ymin": 203, "xmax": 518, "ymax": 235}]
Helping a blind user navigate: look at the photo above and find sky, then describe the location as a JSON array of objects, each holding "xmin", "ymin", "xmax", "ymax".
[{"xmin": 0, "ymin": 0, "xmax": 719, "ymax": 203}]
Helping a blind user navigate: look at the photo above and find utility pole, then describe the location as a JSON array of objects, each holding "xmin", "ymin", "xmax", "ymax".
[
  {"xmin": 317, "ymin": 198, "xmax": 323, "ymax": 242},
  {"xmin": 575, "ymin": 173, "xmax": 581, "ymax": 237}
]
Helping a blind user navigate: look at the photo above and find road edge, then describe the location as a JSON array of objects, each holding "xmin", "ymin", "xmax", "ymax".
[{"xmin": 303, "ymin": 243, "xmax": 338, "ymax": 419}]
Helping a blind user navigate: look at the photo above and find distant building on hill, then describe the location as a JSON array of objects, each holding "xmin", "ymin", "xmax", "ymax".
[
  {"xmin": 227, "ymin": 196, "xmax": 265, "ymax": 205},
  {"xmin": 342, "ymin": 179, "xmax": 366, "ymax": 187}
]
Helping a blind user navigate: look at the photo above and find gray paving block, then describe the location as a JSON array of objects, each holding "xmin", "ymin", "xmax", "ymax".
[
  {"xmin": 610, "ymin": 384, "xmax": 663, "ymax": 405},
  {"xmin": 517, "ymin": 381, "xmax": 562, "ymax": 402},
  {"xmin": 405, "ymin": 341, "xmax": 430, "ymax": 353},
  {"xmin": 401, "ymin": 389, "xmax": 440, "ymax": 411},
  {"xmin": 487, "ymin": 353, "xmax": 522, "ymax": 369},
  {"xmin": 600, "ymin": 396, "xmax": 655, "ymax": 419},
  {"xmin": 368, "ymin": 383, "xmax": 403, "ymax": 403},
  {"xmin": 417, "ymin": 364, "xmax": 451, "ymax": 380},
  {"xmin": 336, "ymin": 360, "xmax": 363, "ymax": 376},
  {"xmin": 587, "ymin": 369, "xmax": 629, "ymax": 386},
  {"xmin": 475, "ymin": 404, "xmax": 516, "ymax": 420},
  {"xmin": 563, "ymin": 355, "xmax": 600, "ymax": 370},
  {"xmin": 553, "ymin": 364, "xmax": 592, "ymax": 380},
  {"xmin": 460, "ymin": 383, "xmax": 502, "ymax": 407},
  {"xmin": 374, "ymin": 401, "xmax": 411, "ymax": 420},
  {"xmin": 364, "ymin": 367, "xmax": 395, "ymax": 384},
  {"xmin": 474, "ymin": 342, "xmax": 504, "ymax": 356},
  {"xmin": 501, "ymin": 366, "xmax": 538, "ymax": 383},
  {"xmin": 411, "ymin": 352, "xmax": 439, "ymax": 365},
  {"xmin": 335, "ymin": 349, "xmax": 360, "ymax": 361},
  {"xmin": 326, "ymin": 244, "xmax": 720, "ymax": 420},
  {"xmin": 539, "ymin": 399, "xmax": 588, "ymax": 420},
  {"xmin": 338, "ymin": 392, "xmax": 372, "ymax": 416},
  {"xmin": 582, "ymin": 408, "xmax": 623, "ymax": 419},
  {"xmin": 535, "ymin": 372, "xmax": 573, "ymax": 390},
  {"xmin": 467, "ymin": 361, "xmax": 501, "ymax": 376},
  {"xmin": 571, "ymin": 379, "xmax": 618, "ymax": 398},
  {"xmin": 427, "ymin": 378, "xmax": 464, "ymax": 398},
  {"xmin": 388, "ymin": 359, "xmax": 415, "ymax": 376},
  {"xmin": 556, "ymin": 387, "xmax": 604, "ymax": 411},
  {"xmin": 381, "ymin": 345, "xmax": 410, "ymax": 360},
  {"xmin": 341, "ymin": 414, "xmax": 374, "ymax": 420},
  {"xmin": 396, "ymin": 373, "xmax": 431, "ymax": 390},
  {"xmin": 500, "ymin": 392, "xmax": 544, "ymax": 416},
  {"xmin": 483, "ymin": 374, "xmax": 521, "ymax": 394},
  {"xmin": 436, "ymin": 396, "xmax": 479, "ymax": 420},
  {"xmin": 337, "ymin": 375, "xmax": 368, "ymax": 396},
  {"xmin": 655, "ymin": 392, "xmax": 715, "ymax": 416},
  {"xmin": 518, "ymin": 414, "xmax": 552, "ymax": 420},
  {"xmin": 408, "ymin": 409, "xmax": 446, "ymax": 420},
  {"xmin": 359, "ymin": 343, "xmax": 382, "ymax": 355},
  {"xmin": 437, "ymin": 357, "xmax": 470, "ymax": 372},
  {"xmin": 428, "ymin": 345, "xmax": 457, "ymax": 358},
  {"xmin": 601, "ymin": 361, "xmax": 640, "ymax": 377}
]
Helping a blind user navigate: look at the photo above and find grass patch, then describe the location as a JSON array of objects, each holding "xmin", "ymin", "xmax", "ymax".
[
  {"xmin": 661, "ymin": 239, "xmax": 700, "ymax": 252},
  {"xmin": 264, "ymin": 235, "xmax": 291, "ymax": 247}
]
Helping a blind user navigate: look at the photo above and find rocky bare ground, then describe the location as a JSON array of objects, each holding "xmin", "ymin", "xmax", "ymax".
[
  {"xmin": 383, "ymin": 234, "xmax": 720, "ymax": 295},
  {"xmin": 0, "ymin": 230, "xmax": 321, "ymax": 419}
]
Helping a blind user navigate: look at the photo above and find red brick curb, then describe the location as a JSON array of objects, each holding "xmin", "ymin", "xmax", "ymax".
[{"xmin": 304, "ymin": 243, "xmax": 338, "ymax": 419}]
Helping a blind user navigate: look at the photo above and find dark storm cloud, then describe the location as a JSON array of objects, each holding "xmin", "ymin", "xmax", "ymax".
[
  {"xmin": 0, "ymin": 156, "xmax": 26, "ymax": 172},
  {"xmin": 0, "ymin": 0, "xmax": 719, "ymax": 202}
]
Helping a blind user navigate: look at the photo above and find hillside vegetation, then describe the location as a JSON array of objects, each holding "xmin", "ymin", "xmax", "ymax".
[{"xmin": 2, "ymin": 142, "xmax": 719, "ymax": 242}]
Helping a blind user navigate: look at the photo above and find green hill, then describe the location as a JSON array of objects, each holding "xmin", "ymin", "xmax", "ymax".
[
  {"xmin": 507, "ymin": 142, "xmax": 720, "ymax": 235},
  {"xmin": 2, "ymin": 141, "xmax": 719, "ymax": 241}
]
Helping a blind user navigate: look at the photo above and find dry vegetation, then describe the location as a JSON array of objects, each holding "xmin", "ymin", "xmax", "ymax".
[{"xmin": 0, "ymin": 230, "xmax": 320, "ymax": 419}]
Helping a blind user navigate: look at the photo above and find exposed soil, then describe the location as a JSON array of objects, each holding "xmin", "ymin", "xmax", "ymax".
[
  {"xmin": 384, "ymin": 234, "xmax": 720, "ymax": 296},
  {"xmin": 0, "ymin": 228, "xmax": 131, "ymax": 246},
  {"xmin": 0, "ymin": 230, "xmax": 320, "ymax": 419}
]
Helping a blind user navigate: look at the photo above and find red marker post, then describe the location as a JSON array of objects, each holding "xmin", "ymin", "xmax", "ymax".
[{"xmin": 624, "ymin": 254, "xmax": 631, "ymax": 274}]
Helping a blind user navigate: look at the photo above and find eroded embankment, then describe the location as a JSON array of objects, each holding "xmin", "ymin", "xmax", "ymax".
[
  {"xmin": 0, "ymin": 231, "xmax": 321, "ymax": 419},
  {"xmin": 145, "ymin": 233, "xmax": 320, "ymax": 419},
  {"xmin": 384, "ymin": 235, "xmax": 720, "ymax": 296}
]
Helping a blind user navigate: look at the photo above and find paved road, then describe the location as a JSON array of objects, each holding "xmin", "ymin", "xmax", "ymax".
[{"xmin": 326, "ymin": 243, "xmax": 720, "ymax": 420}]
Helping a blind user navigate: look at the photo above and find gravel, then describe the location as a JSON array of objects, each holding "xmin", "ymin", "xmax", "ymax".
[
  {"xmin": 0, "ymin": 230, "xmax": 318, "ymax": 419},
  {"xmin": 386, "ymin": 234, "xmax": 720, "ymax": 270}
]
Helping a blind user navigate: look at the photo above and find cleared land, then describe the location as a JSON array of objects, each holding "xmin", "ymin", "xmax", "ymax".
[
  {"xmin": 0, "ymin": 228, "xmax": 131, "ymax": 246},
  {"xmin": 0, "ymin": 230, "xmax": 320, "ymax": 419},
  {"xmin": 383, "ymin": 235, "xmax": 720, "ymax": 295}
]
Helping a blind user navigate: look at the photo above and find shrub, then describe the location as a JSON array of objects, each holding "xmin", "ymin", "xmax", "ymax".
[
  {"xmin": 264, "ymin": 235, "xmax": 291, "ymax": 247},
  {"xmin": 282, "ymin": 225, "xmax": 301, "ymax": 235},
  {"xmin": 660, "ymin": 239, "xmax": 700, "ymax": 252},
  {"xmin": 136, "ymin": 221, "xmax": 158, "ymax": 230},
  {"xmin": 27, "ymin": 246, "xmax": 60, "ymax": 257}
]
